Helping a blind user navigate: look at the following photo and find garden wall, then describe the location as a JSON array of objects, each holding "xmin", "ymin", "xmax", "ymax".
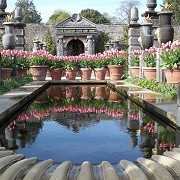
[{"xmin": 24, "ymin": 24, "xmax": 180, "ymax": 51}]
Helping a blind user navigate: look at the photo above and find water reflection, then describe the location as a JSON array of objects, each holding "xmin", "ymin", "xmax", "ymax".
[{"xmin": 0, "ymin": 85, "xmax": 178, "ymax": 164}]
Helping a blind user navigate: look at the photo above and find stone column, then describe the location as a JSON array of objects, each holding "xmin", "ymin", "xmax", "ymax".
[
  {"xmin": 141, "ymin": 0, "xmax": 159, "ymax": 48},
  {"xmin": 33, "ymin": 40, "xmax": 40, "ymax": 52},
  {"xmin": 57, "ymin": 36, "xmax": 64, "ymax": 56},
  {"xmin": 14, "ymin": 7, "xmax": 26, "ymax": 50},
  {"xmin": 177, "ymin": 83, "xmax": 180, "ymax": 147},
  {"xmin": 128, "ymin": 6, "xmax": 141, "ymax": 76},
  {"xmin": 87, "ymin": 35, "xmax": 95, "ymax": 55}
]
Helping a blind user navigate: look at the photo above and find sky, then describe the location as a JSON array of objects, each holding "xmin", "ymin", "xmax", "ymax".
[{"xmin": 6, "ymin": 0, "xmax": 163, "ymax": 23}]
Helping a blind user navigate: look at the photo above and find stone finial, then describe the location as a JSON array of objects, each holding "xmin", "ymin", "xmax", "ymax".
[
  {"xmin": 15, "ymin": 7, "xmax": 23, "ymax": 23},
  {"xmin": 0, "ymin": 0, "xmax": 7, "ymax": 13},
  {"xmin": 146, "ymin": 0, "xmax": 157, "ymax": 11},
  {"xmin": 130, "ymin": 6, "xmax": 139, "ymax": 24}
]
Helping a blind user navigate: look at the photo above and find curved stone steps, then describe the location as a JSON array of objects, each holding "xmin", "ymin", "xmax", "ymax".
[
  {"xmin": 151, "ymin": 155, "xmax": 180, "ymax": 179},
  {"xmin": 120, "ymin": 160, "xmax": 148, "ymax": 180},
  {"xmin": 0, "ymin": 146, "xmax": 180, "ymax": 179},
  {"xmin": 23, "ymin": 159, "xmax": 54, "ymax": 180},
  {"xmin": 137, "ymin": 157, "xmax": 174, "ymax": 180},
  {"xmin": 0, "ymin": 147, "xmax": 5, "ymax": 151},
  {"xmin": 163, "ymin": 151, "xmax": 180, "ymax": 161},
  {"xmin": 0, "ymin": 150, "xmax": 14, "ymax": 158},
  {"xmin": 0, "ymin": 157, "xmax": 37, "ymax": 180},
  {"xmin": 173, "ymin": 148, "xmax": 180, "ymax": 153},
  {"xmin": 0, "ymin": 154, "xmax": 24, "ymax": 172}
]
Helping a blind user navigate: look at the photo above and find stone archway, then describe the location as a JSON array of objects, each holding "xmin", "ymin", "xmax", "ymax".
[{"xmin": 67, "ymin": 39, "xmax": 84, "ymax": 56}]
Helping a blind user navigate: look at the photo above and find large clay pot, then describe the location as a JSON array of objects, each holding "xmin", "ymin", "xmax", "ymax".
[
  {"xmin": 129, "ymin": 66, "xmax": 140, "ymax": 77},
  {"xmin": 143, "ymin": 67, "xmax": 156, "ymax": 80},
  {"xmin": 2, "ymin": 22, "xmax": 16, "ymax": 50},
  {"xmin": 108, "ymin": 65, "xmax": 124, "ymax": 80},
  {"xmin": 94, "ymin": 86, "xmax": 106, "ymax": 99},
  {"xmin": 16, "ymin": 68, "xmax": 28, "ymax": 77},
  {"xmin": 156, "ymin": 11, "xmax": 174, "ymax": 45},
  {"xmin": 50, "ymin": 68, "xmax": 63, "ymax": 80},
  {"xmin": 51, "ymin": 86, "xmax": 63, "ymax": 100},
  {"xmin": 164, "ymin": 68, "xmax": 180, "ymax": 84},
  {"xmin": 80, "ymin": 68, "xmax": 92, "ymax": 80},
  {"xmin": 81, "ymin": 86, "xmax": 92, "ymax": 99},
  {"xmin": 65, "ymin": 69, "xmax": 77, "ymax": 80},
  {"xmin": 1, "ymin": 68, "xmax": 12, "ymax": 80},
  {"xmin": 108, "ymin": 90, "xmax": 122, "ymax": 102},
  {"xmin": 29, "ymin": 65, "xmax": 48, "ymax": 81},
  {"xmin": 66, "ymin": 86, "xmax": 77, "ymax": 99},
  {"xmin": 94, "ymin": 68, "xmax": 107, "ymax": 80}
]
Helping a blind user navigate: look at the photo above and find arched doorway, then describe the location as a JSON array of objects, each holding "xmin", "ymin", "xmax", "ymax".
[{"xmin": 67, "ymin": 39, "xmax": 84, "ymax": 56}]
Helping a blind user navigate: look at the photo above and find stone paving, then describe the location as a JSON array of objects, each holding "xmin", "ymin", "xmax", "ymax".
[{"xmin": 0, "ymin": 78, "xmax": 179, "ymax": 179}]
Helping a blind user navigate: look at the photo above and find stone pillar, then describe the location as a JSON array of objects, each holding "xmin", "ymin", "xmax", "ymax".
[
  {"xmin": 176, "ymin": 83, "xmax": 180, "ymax": 147},
  {"xmin": 33, "ymin": 40, "xmax": 40, "ymax": 52},
  {"xmin": 87, "ymin": 35, "xmax": 95, "ymax": 55},
  {"xmin": 104, "ymin": 44, "xmax": 109, "ymax": 51},
  {"xmin": 128, "ymin": 6, "xmax": 141, "ymax": 76},
  {"xmin": 113, "ymin": 40, "xmax": 119, "ymax": 49},
  {"xmin": 14, "ymin": 7, "xmax": 26, "ymax": 50},
  {"xmin": 0, "ymin": 0, "xmax": 9, "ymax": 48},
  {"xmin": 141, "ymin": 0, "xmax": 159, "ymax": 48},
  {"xmin": 57, "ymin": 36, "xmax": 64, "ymax": 56}
]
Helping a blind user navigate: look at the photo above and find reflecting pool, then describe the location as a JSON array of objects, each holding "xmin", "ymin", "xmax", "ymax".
[{"xmin": 0, "ymin": 85, "xmax": 177, "ymax": 164}]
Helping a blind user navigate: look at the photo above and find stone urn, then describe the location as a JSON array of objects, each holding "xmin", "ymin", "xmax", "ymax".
[
  {"xmin": 139, "ymin": 22, "xmax": 154, "ymax": 50},
  {"xmin": 33, "ymin": 40, "xmax": 40, "ymax": 52},
  {"xmin": 146, "ymin": 0, "xmax": 157, "ymax": 11},
  {"xmin": 2, "ymin": 22, "xmax": 16, "ymax": 50},
  {"xmin": 15, "ymin": 7, "xmax": 23, "ymax": 23},
  {"xmin": 0, "ymin": 0, "xmax": 7, "ymax": 12},
  {"xmin": 156, "ymin": 11, "xmax": 174, "ymax": 45}
]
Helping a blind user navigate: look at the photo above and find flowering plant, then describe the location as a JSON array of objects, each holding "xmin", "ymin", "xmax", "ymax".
[
  {"xmin": 144, "ymin": 47, "xmax": 157, "ymax": 67},
  {"xmin": 1, "ymin": 50, "xmax": 15, "ymax": 68},
  {"xmin": 16, "ymin": 50, "xmax": 30, "ymax": 69},
  {"xmin": 129, "ymin": 50, "xmax": 142, "ymax": 66},
  {"xmin": 161, "ymin": 40, "xmax": 180, "ymax": 69},
  {"xmin": 91, "ymin": 53, "xmax": 108, "ymax": 68},
  {"xmin": 29, "ymin": 50, "xmax": 49, "ymax": 66},
  {"xmin": 48, "ymin": 55, "xmax": 64, "ymax": 69},
  {"xmin": 63, "ymin": 57, "xmax": 79, "ymax": 69}
]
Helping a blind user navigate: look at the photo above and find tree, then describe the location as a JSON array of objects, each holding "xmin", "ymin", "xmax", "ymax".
[
  {"xmin": 163, "ymin": 0, "xmax": 180, "ymax": 25},
  {"xmin": 15, "ymin": 0, "xmax": 42, "ymax": 23},
  {"xmin": 44, "ymin": 28, "xmax": 56, "ymax": 55},
  {"xmin": 115, "ymin": 0, "xmax": 140, "ymax": 24},
  {"xmin": 47, "ymin": 10, "xmax": 70, "ymax": 24},
  {"xmin": 80, "ymin": 9, "xmax": 111, "ymax": 24}
]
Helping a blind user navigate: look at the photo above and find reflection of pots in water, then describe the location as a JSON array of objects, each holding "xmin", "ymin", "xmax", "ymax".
[
  {"xmin": 94, "ymin": 86, "xmax": 106, "ymax": 99},
  {"xmin": 81, "ymin": 86, "xmax": 92, "ymax": 99},
  {"xmin": 108, "ymin": 90, "xmax": 122, "ymax": 102},
  {"xmin": 51, "ymin": 86, "xmax": 62, "ymax": 100},
  {"xmin": 66, "ymin": 86, "xmax": 77, "ymax": 99},
  {"xmin": 35, "ymin": 91, "xmax": 48, "ymax": 103}
]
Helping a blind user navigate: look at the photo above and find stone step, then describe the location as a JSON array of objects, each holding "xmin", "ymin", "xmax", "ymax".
[
  {"xmin": 173, "ymin": 148, "xmax": 180, "ymax": 153},
  {"xmin": 137, "ymin": 157, "xmax": 174, "ymax": 180},
  {"xmin": 120, "ymin": 160, "xmax": 148, "ymax": 180},
  {"xmin": 101, "ymin": 161, "xmax": 119, "ymax": 180},
  {"xmin": 77, "ymin": 161, "xmax": 94, "ymax": 180},
  {"xmin": 49, "ymin": 161, "xmax": 72, "ymax": 180},
  {"xmin": 0, "ymin": 147, "xmax": 5, "ymax": 151},
  {"xmin": 0, "ymin": 157, "xmax": 37, "ymax": 180},
  {"xmin": 163, "ymin": 151, "xmax": 180, "ymax": 161},
  {"xmin": 0, "ymin": 154, "xmax": 24, "ymax": 172},
  {"xmin": 23, "ymin": 159, "xmax": 54, "ymax": 180},
  {"xmin": 0, "ymin": 150, "xmax": 14, "ymax": 158},
  {"xmin": 151, "ymin": 155, "xmax": 180, "ymax": 179}
]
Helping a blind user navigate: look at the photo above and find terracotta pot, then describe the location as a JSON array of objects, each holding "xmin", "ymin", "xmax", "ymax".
[
  {"xmin": 129, "ymin": 66, "xmax": 140, "ymax": 77},
  {"xmin": 16, "ymin": 68, "xmax": 28, "ymax": 77},
  {"xmin": 1, "ymin": 68, "xmax": 12, "ymax": 80},
  {"xmin": 108, "ymin": 65, "xmax": 124, "ymax": 80},
  {"xmin": 80, "ymin": 68, "xmax": 92, "ymax": 80},
  {"xmin": 29, "ymin": 66, "xmax": 48, "ymax": 81},
  {"xmin": 65, "ymin": 69, "xmax": 77, "ymax": 80},
  {"xmin": 143, "ymin": 67, "xmax": 156, "ymax": 80},
  {"xmin": 50, "ymin": 68, "xmax": 63, "ymax": 80},
  {"xmin": 94, "ymin": 68, "xmax": 107, "ymax": 80},
  {"xmin": 164, "ymin": 68, "xmax": 180, "ymax": 84},
  {"xmin": 108, "ymin": 90, "xmax": 122, "ymax": 102},
  {"xmin": 35, "ymin": 91, "xmax": 48, "ymax": 103},
  {"xmin": 51, "ymin": 86, "xmax": 62, "ymax": 100},
  {"xmin": 81, "ymin": 86, "xmax": 92, "ymax": 99},
  {"xmin": 66, "ymin": 86, "xmax": 77, "ymax": 99},
  {"xmin": 94, "ymin": 86, "xmax": 106, "ymax": 99},
  {"xmin": 46, "ymin": 68, "xmax": 51, "ymax": 77}
]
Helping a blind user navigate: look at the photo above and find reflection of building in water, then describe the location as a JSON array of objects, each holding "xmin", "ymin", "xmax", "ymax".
[
  {"xmin": 129, "ymin": 130, "xmax": 138, "ymax": 149},
  {"xmin": 5, "ymin": 128, "xmax": 18, "ymax": 149}
]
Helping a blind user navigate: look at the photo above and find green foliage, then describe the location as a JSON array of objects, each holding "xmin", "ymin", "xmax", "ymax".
[
  {"xmin": 47, "ymin": 9, "xmax": 70, "ymax": 24},
  {"xmin": 130, "ymin": 56, "xmax": 140, "ymax": 66},
  {"xmin": 92, "ymin": 59, "xmax": 108, "ymax": 68},
  {"xmin": 78, "ymin": 59, "xmax": 92, "ymax": 68},
  {"xmin": 16, "ymin": 57, "xmax": 30, "ymax": 68},
  {"xmin": 44, "ymin": 28, "xmax": 56, "ymax": 55},
  {"xmin": 63, "ymin": 60, "xmax": 79, "ymax": 69},
  {"xmin": 163, "ymin": 0, "xmax": 180, "ymax": 25},
  {"xmin": 15, "ymin": 0, "xmax": 42, "ymax": 23},
  {"xmin": 144, "ymin": 54, "xmax": 156, "ymax": 67},
  {"xmin": 95, "ymin": 31, "xmax": 110, "ymax": 53},
  {"xmin": 107, "ymin": 57, "xmax": 126, "ymax": 66},
  {"xmin": 2, "ymin": 55, "xmax": 14, "ymax": 68},
  {"xmin": 0, "ymin": 74, "xmax": 33, "ymax": 95},
  {"xmin": 126, "ymin": 77, "xmax": 177, "ymax": 99},
  {"xmin": 49, "ymin": 59, "xmax": 64, "ymax": 69},
  {"xmin": 121, "ymin": 26, "xmax": 129, "ymax": 50},
  {"xmin": 30, "ymin": 55, "xmax": 48, "ymax": 66},
  {"xmin": 80, "ymin": 9, "xmax": 111, "ymax": 24}
]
